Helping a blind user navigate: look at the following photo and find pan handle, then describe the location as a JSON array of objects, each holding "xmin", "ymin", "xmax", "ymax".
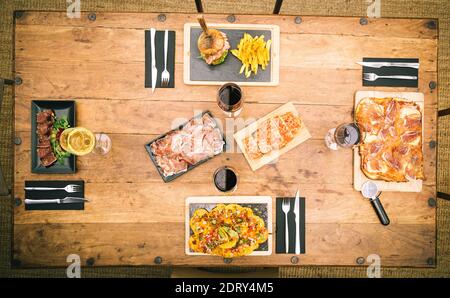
[{"xmin": 371, "ymin": 197, "xmax": 390, "ymax": 226}]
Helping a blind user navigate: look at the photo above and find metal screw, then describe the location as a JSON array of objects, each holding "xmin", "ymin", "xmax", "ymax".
[
  {"xmin": 223, "ymin": 258, "xmax": 233, "ymax": 264},
  {"xmin": 290, "ymin": 256, "xmax": 299, "ymax": 264},
  {"xmin": 356, "ymin": 257, "xmax": 365, "ymax": 264},
  {"xmin": 14, "ymin": 11, "xmax": 24, "ymax": 19},
  {"xmin": 12, "ymin": 259, "xmax": 21, "ymax": 267},
  {"xmin": 158, "ymin": 14, "xmax": 166, "ymax": 22},
  {"xmin": 86, "ymin": 257, "xmax": 95, "ymax": 266},
  {"xmin": 429, "ymin": 81, "xmax": 437, "ymax": 90},
  {"xmin": 294, "ymin": 16, "xmax": 302, "ymax": 24},
  {"xmin": 15, "ymin": 76, "xmax": 22, "ymax": 85},
  {"xmin": 227, "ymin": 15, "xmax": 236, "ymax": 23},
  {"xmin": 428, "ymin": 198, "xmax": 436, "ymax": 207},
  {"xmin": 429, "ymin": 140, "xmax": 436, "ymax": 149},
  {"xmin": 359, "ymin": 18, "xmax": 368, "ymax": 25},
  {"xmin": 88, "ymin": 12, "xmax": 96, "ymax": 21},
  {"xmin": 426, "ymin": 20, "xmax": 437, "ymax": 30},
  {"xmin": 154, "ymin": 256, "xmax": 163, "ymax": 264},
  {"xmin": 14, "ymin": 136, "xmax": 22, "ymax": 145},
  {"xmin": 427, "ymin": 257, "xmax": 435, "ymax": 265},
  {"xmin": 14, "ymin": 197, "xmax": 22, "ymax": 207}
]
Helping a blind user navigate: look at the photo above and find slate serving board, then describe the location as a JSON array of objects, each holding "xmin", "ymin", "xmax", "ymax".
[
  {"xmin": 184, "ymin": 23, "xmax": 280, "ymax": 86},
  {"xmin": 185, "ymin": 196, "xmax": 273, "ymax": 256},
  {"xmin": 31, "ymin": 100, "xmax": 76, "ymax": 174},
  {"xmin": 144, "ymin": 111, "xmax": 226, "ymax": 183}
]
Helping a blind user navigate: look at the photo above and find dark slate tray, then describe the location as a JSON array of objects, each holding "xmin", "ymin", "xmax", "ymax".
[
  {"xmin": 145, "ymin": 111, "xmax": 226, "ymax": 183},
  {"xmin": 31, "ymin": 100, "xmax": 76, "ymax": 174},
  {"xmin": 189, "ymin": 27, "xmax": 272, "ymax": 83}
]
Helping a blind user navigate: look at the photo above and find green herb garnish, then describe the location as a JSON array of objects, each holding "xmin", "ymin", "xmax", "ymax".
[{"xmin": 50, "ymin": 116, "xmax": 71, "ymax": 164}]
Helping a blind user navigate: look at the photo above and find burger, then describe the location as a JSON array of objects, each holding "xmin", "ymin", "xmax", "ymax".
[{"xmin": 197, "ymin": 28, "xmax": 230, "ymax": 65}]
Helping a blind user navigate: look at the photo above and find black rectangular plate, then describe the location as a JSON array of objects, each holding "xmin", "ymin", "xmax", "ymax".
[
  {"xmin": 145, "ymin": 111, "xmax": 226, "ymax": 183},
  {"xmin": 190, "ymin": 28, "xmax": 272, "ymax": 83},
  {"xmin": 31, "ymin": 100, "xmax": 76, "ymax": 174}
]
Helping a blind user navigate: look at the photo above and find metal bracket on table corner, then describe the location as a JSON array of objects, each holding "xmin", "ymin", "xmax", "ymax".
[{"xmin": 0, "ymin": 78, "xmax": 15, "ymax": 196}]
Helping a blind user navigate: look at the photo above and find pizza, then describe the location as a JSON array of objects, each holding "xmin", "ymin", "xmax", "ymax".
[
  {"xmin": 242, "ymin": 112, "xmax": 302, "ymax": 160},
  {"xmin": 189, "ymin": 204, "xmax": 268, "ymax": 258},
  {"xmin": 355, "ymin": 97, "xmax": 424, "ymax": 182}
]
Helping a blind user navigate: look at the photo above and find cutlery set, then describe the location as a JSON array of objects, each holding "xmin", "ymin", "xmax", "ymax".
[
  {"xmin": 281, "ymin": 190, "xmax": 302, "ymax": 254},
  {"xmin": 358, "ymin": 61, "xmax": 419, "ymax": 82},
  {"xmin": 150, "ymin": 28, "xmax": 171, "ymax": 92},
  {"xmin": 24, "ymin": 183, "xmax": 88, "ymax": 205}
]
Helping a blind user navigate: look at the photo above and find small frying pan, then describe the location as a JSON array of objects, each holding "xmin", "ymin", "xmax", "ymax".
[{"xmin": 361, "ymin": 181, "xmax": 390, "ymax": 226}]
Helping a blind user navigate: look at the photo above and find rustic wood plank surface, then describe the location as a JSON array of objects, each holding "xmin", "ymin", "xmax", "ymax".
[{"xmin": 13, "ymin": 12, "xmax": 438, "ymax": 267}]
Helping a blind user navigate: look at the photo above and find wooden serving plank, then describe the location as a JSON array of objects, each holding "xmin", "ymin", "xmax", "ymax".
[
  {"xmin": 185, "ymin": 196, "xmax": 272, "ymax": 256},
  {"xmin": 234, "ymin": 102, "xmax": 311, "ymax": 171},
  {"xmin": 353, "ymin": 91, "xmax": 424, "ymax": 192},
  {"xmin": 183, "ymin": 23, "xmax": 280, "ymax": 86}
]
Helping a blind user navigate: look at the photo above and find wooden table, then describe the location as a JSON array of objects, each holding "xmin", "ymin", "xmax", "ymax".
[{"xmin": 13, "ymin": 12, "xmax": 438, "ymax": 268}]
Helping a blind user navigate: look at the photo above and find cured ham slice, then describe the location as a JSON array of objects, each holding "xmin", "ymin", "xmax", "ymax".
[{"xmin": 401, "ymin": 131, "xmax": 420, "ymax": 145}]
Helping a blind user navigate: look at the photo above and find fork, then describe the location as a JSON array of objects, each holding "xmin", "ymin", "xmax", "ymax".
[
  {"xmin": 24, "ymin": 184, "xmax": 81, "ymax": 193},
  {"xmin": 24, "ymin": 197, "xmax": 89, "ymax": 204},
  {"xmin": 282, "ymin": 198, "xmax": 291, "ymax": 253},
  {"xmin": 161, "ymin": 29, "xmax": 170, "ymax": 87},
  {"xmin": 363, "ymin": 73, "xmax": 417, "ymax": 81}
]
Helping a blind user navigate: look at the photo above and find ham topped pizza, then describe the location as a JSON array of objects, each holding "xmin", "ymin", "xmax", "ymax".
[{"xmin": 355, "ymin": 97, "xmax": 424, "ymax": 182}]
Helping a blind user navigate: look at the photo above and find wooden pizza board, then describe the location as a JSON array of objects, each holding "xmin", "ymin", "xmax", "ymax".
[
  {"xmin": 185, "ymin": 196, "xmax": 273, "ymax": 256},
  {"xmin": 353, "ymin": 91, "xmax": 424, "ymax": 192},
  {"xmin": 234, "ymin": 102, "xmax": 311, "ymax": 171},
  {"xmin": 183, "ymin": 23, "xmax": 280, "ymax": 86}
]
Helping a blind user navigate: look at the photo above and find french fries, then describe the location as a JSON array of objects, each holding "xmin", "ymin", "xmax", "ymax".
[{"xmin": 231, "ymin": 33, "xmax": 271, "ymax": 78}]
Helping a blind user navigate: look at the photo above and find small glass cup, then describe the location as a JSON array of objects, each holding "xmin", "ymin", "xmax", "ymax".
[
  {"xmin": 217, "ymin": 83, "xmax": 243, "ymax": 117},
  {"xmin": 213, "ymin": 166, "xmax": 238, "ymax": 193},
  {"xmin": 93, "ymin": 132, "xmax": 112, "ymax": 155}
]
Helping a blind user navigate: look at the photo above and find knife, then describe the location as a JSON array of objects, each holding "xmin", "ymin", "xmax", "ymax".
[
  {"xmin": 150, "ymin": 28, "xmax": 158, "ymax": 93},
  {"xmin": 294, "ymin": 190, "xmax": 300, "ymax": 255},
  {"xmin": 357, "ymin": 61, "xmax": 419, "ymax": 69},
  {"xmin": 24, "ymin": 197, "xmax": 88, "ymax": 204}
]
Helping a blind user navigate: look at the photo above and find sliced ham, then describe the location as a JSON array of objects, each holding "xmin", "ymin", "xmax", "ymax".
[{"xmin": 151, "ymin": 114, "xmax": 224, "ymax": 177}]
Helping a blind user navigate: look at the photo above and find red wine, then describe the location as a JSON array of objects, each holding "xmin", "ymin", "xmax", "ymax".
[
  {"xmin": 214, "ymin": 167, "xmax": 238, "ymax": 192},
  {"xmin": 334, "ymin": 123, "xmax": 361, "ymax": 148},
  {"xmin": 217, "ymin": 83, "xmax": 243, "ymax": 116}
]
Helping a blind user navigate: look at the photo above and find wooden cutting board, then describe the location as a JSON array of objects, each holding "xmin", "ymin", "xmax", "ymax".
[
  {"xmin": 353, "ymin": 91, "xmax": 424, "ymax": 192},
  {"xmin": 234, "ymin": 102, "xmax": 311, "ymax": 171},
  {"xmin": 185, "ymin": 196, "xmax": 272, "ymax": 256},
  {"xmin": 183, "ymin": 23, "xmax": 280, "ymax": 86}
]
